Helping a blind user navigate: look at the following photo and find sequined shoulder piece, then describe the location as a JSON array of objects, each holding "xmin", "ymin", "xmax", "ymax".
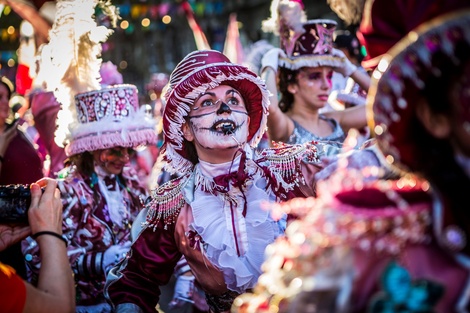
[
  {"xmin": 144, "ymin": 173, "xmax": 191, "ymax": 230},
  {"xmin": 256, "ymin": 141, "xmax": 319, "ymax": 195},
  {"xmin": 263, "ymin": 141, "xmax": 319, "ymax": 161}
]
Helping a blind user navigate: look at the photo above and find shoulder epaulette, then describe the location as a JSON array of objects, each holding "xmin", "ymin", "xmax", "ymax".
[
  {"xmin": 256, "ymin": 141, "xmax": 319, "ymax": 198},
  {"xmin": 144, "ymin": 173, "xmax": 191, "ymax": 230}
]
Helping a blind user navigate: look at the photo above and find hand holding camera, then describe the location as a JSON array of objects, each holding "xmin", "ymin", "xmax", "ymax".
[{"xmin": 0, "ymin": 178, "xmax": 63, "ymax": 251}]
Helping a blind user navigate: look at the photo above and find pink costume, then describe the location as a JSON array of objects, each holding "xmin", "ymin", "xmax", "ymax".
[
  {"xmin": 233, "ymin": 9, "xmax": 470, "ymax": 313},
  {"xmin": 104, "ymin": 50, "xmax": 329, "ymax": 313},
  {"xmin": 23, "ymin": 84, "xmax": 157, "ymax": 312},
  {"xmin": 22, "ymin": 165, "xmax": 147, "ymax": 306}
]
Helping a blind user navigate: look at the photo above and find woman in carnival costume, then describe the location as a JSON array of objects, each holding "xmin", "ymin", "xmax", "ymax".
[
  {"xmin": 232, "ymin": 10, "xmax": 470, "ymax": 313},
  {"xmin": 22, "ymin": 0, "xmax": 158, "ymax": 312},
  {"xmin": 23, "ymin": 84, "xmax": 157, "ymax": 312},
  {"xmin": 260, "ymin": 0, "xmax": 371, "ymax": 146},
  {"xmin": 104, "ymin": 49, "xmax": 330, "ymax": 313}
]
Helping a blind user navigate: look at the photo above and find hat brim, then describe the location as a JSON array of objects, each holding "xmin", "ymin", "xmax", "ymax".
[
  {"xmin": 279, "ymin": 55, "xmax": 344, "ymax": 70},
  {"xmin": 65, "ymin": 107, "xmax": 158, "ymax": 156},
  {"xmin": 162, "ymin": 62, "xmax": 270, "ymax": 173},
  {"xmin": 367, "ymin": 9, "xmax": 470, "ymax": 173}
]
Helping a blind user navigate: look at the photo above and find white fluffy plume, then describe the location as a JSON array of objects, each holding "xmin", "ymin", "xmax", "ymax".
[
  {"xmin": 36, "ymin": 0, "xmax": 114, "ymax": 148},
  {"xmin": 262, "ymin": 0, "xmax": 307, "ymax": 35}
]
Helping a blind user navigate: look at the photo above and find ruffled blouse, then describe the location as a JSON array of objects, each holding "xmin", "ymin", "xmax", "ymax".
[{"xmin": 189, "ymin": 148, "xmax": 286, "ymax": 293}]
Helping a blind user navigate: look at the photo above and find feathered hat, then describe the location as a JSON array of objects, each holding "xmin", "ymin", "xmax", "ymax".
[
  {"xmin": 368, "ymin": 10, "xmax": 470, "ymax": 173},
  {"xmin": 263, "ymin": 0, "xmax": 343, "ymax": 70},
  {"xmin": 35, "ymin": 0, "xmax": 157, "ymax": 156},
  {"xmin": 161, "ymin": 50, "xmax": 270, "ymax": 174}
]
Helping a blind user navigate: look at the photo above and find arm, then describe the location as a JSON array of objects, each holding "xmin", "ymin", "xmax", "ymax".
[
  {"xmin": 23, "ymin": 178, "xmax": 75, "ymax": 313},
  {"xmin": 331, "ymin": 48, "xmax": 370, "ymax": 92},
  {"xmin": 326, "ymin": 104, "xmax": 368, "ymax": 132},
  {"xmin": 349, "ymin": 68, "xmax": 370, "ymax": 92},
  {"xmin": 105, "ymin": 216, "xmax": 182, "ymax": 312},
  {"xmin": 260, "ymin": 49, "xmax": 294, "ymax": 143}
]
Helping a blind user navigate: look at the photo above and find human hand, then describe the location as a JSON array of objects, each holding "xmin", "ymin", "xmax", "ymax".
[
  {"xmin": 168, "ymin": 274, "xmax": 195, "ymax": 309},
  {"xmin": 0, "ymin": 224, "xmax": 31, "ymax": 251},
  {"xmin": 331, "ymin": 48, "xmax": 357, "ymax": 77},
  {"xmin": 0, "ymin": 122, "xmax": 17, "ymax": 157},
  {"xmin": 28, "ymin": 178, "xmax": 63, "ymax": 235},
  {"xmin": 103, "ymin": 242, "xmax": 132, "ymax": 270},
  {"xmin": 261, "ymin": 48, "xmax": 286, "ymax": 74}
]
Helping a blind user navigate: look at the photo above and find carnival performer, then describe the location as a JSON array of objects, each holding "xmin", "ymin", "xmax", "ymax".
[
  {"xmin": 233, "ymin": 10, "xmax": 470, "ymax": 313},
  {"xmin": 21, "ymin": 1, "xmax": 158, "ymax": 311},
  {"xmin": 104, "ymin": 49, "xmax": 327, "ymax": 313},
  {"xmin": 22, "ymin": 84, "xmax": 157, "ymax": 312},
  {"xmin": 260, "ymin": 0, "xmax": 371, "ymax": 145}
]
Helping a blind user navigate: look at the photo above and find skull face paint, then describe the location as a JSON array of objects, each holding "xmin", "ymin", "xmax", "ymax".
[{"xmin": 187, "ymin": 85, "xmax": 250, "ymax": 150}]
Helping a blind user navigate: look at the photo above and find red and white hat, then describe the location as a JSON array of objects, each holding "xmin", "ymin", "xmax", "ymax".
[
  {"xmin": 65, "ymin": 84, "xmax": 158, "ymax": 156},
  {"xmin": 368, "ymin": 10, "xmax": 470, "ymax": 173},
  {"xmin": 161, "ymin": 50, "xmax": 270, "ymax": 173}
]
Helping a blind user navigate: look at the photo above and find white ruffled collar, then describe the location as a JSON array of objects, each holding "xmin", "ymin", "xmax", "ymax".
[{"xmin": 187, "ymin": 146, "xmax": 285, "ymax": 293}]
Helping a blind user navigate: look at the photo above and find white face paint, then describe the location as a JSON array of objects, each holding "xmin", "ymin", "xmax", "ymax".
[{"xmin": 187, "ymin": 85, "xmax": 250, "ymax": 150}]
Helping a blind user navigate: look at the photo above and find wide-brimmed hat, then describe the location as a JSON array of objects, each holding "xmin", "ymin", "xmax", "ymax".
[
  {"xmin": 161, "ymin": 50, "xmax": 270, "ymax": 173},
  {"xmin": 279, "ymin": 19, "xmax": 344, "ymax": 70},
  {"xmin": 368, "ymin": 10, "xmax": 470, "ymax": 173},
  {"xmin": 65, "ymin": 84, "xmax": 158, "ymax": 156},
  {"xmin": 357, "ymin": 0, "xmax": 470, "ymax": 70}
]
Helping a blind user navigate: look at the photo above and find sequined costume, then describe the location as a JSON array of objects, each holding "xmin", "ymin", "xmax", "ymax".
[
  {"xmin": 23, "ymin": 165, "xmax": 148, "ymax": 310},
  {"xmin": 105, "ymin": 143, "xmax": 322, "ymax": 313},
  {"xmin": 286, "ymin": 116, "xmax": 346, "ymax": 146},
  {"xmin": 232, "ymin": 175, "xmax": 470, "ymax": 313}
]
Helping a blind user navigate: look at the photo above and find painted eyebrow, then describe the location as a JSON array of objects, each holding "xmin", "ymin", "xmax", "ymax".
[{"xmin": 194, "ymin": 88, "xmax": 242, "ymax": 102}]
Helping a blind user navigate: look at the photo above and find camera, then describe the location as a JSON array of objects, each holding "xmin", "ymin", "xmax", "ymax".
[{"xmin": 0, "ymin": 184, "xmax": 34, "ymax": 224}]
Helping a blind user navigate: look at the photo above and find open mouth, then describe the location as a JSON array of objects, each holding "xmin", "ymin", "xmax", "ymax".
[{"xmin": 212, "ymin": 119, "xmax": 237, "ymax": 135}]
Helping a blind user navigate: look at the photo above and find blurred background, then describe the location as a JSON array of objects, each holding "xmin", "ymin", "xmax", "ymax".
[{"xmin": 0, "ymin": 0, "xmax": 349, "ymax": 103}]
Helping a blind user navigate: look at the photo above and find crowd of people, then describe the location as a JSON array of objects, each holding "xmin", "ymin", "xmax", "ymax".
[{"xmin": 0, "ymin": 0, "xmax": 469, "ymax": 312}]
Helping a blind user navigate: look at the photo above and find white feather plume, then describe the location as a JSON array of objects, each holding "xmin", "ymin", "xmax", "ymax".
[
  {"xmin": 35, "ymin": 0, "xmax": 114, "ymax": 148},
  {"xmin": 262, "ymin": 0, "xmax": 307, "ymax": 35}
]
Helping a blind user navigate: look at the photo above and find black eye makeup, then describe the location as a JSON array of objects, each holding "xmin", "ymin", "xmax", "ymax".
[{"xmin": 192, "ymin": 89, "xmax": 244, "ymax": 111}]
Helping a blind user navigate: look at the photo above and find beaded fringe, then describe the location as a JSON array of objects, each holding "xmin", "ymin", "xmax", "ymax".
[{"xmin": 144, "ymin": 174, "xmax": 190, "ymax": 230}]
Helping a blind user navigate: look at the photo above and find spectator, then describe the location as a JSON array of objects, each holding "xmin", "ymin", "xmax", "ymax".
[{"xmin": 0, "ymin": 178, "xmax": 75, "ymax": 313}]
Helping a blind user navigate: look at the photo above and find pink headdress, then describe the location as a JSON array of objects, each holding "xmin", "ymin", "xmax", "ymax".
[
  {"xmin": 65, "ymin": 84, "xmax": 157, "ymax": 156},
  {"xmin": 278, "ymin": 19, "xmax": 343, "ymax": 70},
  {"xmin": 35, "ymin": 0, "xmax": 157, "ymax": 156},
  {"xmin": 161, "ymin": 50, "xmax": 270, "ymax": 174},
  {"xmin": 263, "ymin": 0, "xmax": 343, "ymax": 70}
]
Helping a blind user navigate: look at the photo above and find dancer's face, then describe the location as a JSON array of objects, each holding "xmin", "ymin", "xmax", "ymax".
[
  {"xmin": 291, "ymin": 66, "xmax": 333, "ymax": 109},
  {"xmin": 94, "ymin": 147, "xmax": 134, "ymax": 175},
  {"xmin": 183, "ymin": 85, "xmax": 250, "ymax": 152}
]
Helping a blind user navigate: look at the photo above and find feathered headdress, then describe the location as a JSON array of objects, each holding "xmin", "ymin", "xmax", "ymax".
[
  {"xmin": 261, "ymin": 0, "xmax": 306, "ymax": 35},
  {"xmin": 35, "ymin": 0, "xmax": 157, "ymax": 156},
  {"xmin": 35, "ymin": 0, "xmax": 116, "ymax": 147}
]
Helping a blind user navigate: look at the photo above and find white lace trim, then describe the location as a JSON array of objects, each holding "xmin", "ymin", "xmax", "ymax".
[{"xmin": 188, "ymin": 148, "xmax": 285, "ymax": 293}]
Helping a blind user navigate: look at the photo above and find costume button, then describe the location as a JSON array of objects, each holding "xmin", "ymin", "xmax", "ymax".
[{"xmin": 25, "ymin": 254, "xmax": 33, "ymax": 262}]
